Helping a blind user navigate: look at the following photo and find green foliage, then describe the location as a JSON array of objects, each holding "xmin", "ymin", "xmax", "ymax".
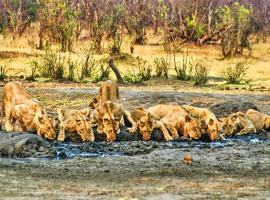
[
  {"xmin": 37, "ymin": 0, "xmax": 76, "ymax": 51},
  {"xmin": 194, "ymin": 59, "xmax": 210, "ymax": 86},
  {"xmin": 94, "ymin": 64, "xmax": 111, "ymax": 82},
  {"xmin": 223, "ymin": 62, "xmax": 249, "ymax": 84},
  {"xmin": 38, "ymin": 50, "xmax": 65, "ymax": 80},
  {"xmin": 0, "ymin": 66, "xmax": 8, "ymax": 81},
  {"xmin": 123, "ymin": 57, "xmax": 152, "ymax": 83},
  {"xmin": 80, "ymin": 52, "xmax": 98, "ymax": 80},
  {"xmin": 174, "ymin": 53, "xmax": 193, "ymax": 81},
  {"xmin": 185, "ymin": 15, "xmax": 205, "ymax": 40},
  {"xmin": 216, "ymin": 2, "xmax": 253, "ymax": 57},
  {"xmin": 106, "ymin": 3, "xmax": 126, "ymax": 55},
  {"xmin": 26, "ymin": 59, "xmax": 39, "ymax": 81},
  {"xmin": 154, "ymin": 57, "xmax": 169, "ymax": 78}
]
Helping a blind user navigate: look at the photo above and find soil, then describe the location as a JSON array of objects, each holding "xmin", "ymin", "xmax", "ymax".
[{"xmin": 0, "ymin": 85, "xmax": 269, "ymax": 200}]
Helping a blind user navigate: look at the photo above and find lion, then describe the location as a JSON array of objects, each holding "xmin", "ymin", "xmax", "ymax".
[
  {"xmin": 246, "ymin": 109, "xmax": 270, "ymax": 131},
  {"xmin": 182, "ymin": 105, "xmax": 221, "ymax": 141},
  {"xmin": 89, "ymin": 80, "xmax": 119, "ymax": 109},
  {"xmin": 1, "ymin": 81, "xmax": 56, "ymax": 140},
  {"xmin": 127, "ymin": 104, "xmax": 202, "ymax": 141},
  {"xmin": 57, "ymin": 108, "xmax": 94, "ymax": 142},
  {"xmin": 221, "ymin": 112, "xmax": 256, "ymax": 136},
  {"xmin": 93, "ymin": 101, "xmax": 124, "ymax": 143}
]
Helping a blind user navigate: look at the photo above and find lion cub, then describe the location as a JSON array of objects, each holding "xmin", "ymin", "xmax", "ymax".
[
  {"xmin": 246, "ymin": 109, "xmax": 270, "ymax": 131},
  {"xmin": 57, "ymin": 108, "xmax": 94, "ymax": 142},
  {"xmin": 89, "ymin": 80, "xmax": 119, "ymax": 109},
  {"xmin": 182, "ymin": 105, "xmax": 221, "ymax": 141},
  {"xmin": 128, "ymin": 104, "xmax": 202, "ymax": 141},
  {"xmin": 221, "ymin": 112, "xmax": 256, "ymax": 136}
]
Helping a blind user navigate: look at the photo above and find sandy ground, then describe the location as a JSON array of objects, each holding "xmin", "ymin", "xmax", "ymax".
[{"xmin": 0, "ymin": 84, "xmax": 270, "ymax": 200}]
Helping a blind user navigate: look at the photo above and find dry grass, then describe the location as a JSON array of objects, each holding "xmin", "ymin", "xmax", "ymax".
[{"xmin": 0, "ymin": 32, "xmax": 270, "ymax": 86}]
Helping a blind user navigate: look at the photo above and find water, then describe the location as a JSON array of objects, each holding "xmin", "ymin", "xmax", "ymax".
[{"xmin": 52, "ymin": 133, "xmax": 270, "ymax": 160}]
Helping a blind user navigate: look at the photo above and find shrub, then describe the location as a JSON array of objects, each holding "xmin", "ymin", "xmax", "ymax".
[
  {"xmin": 39, "ymin": 50, "xmax": 65, "ymax": 80},
  {"xmin": 26, "ymin": 59, "xmax": 39, "ymax": 81},
  {"xmin": 217, "ymin": 2, "xmax": 253, "ymax": 57},
  {"xmin": 80, "ymin": 52, "xmax": 98, "ymax": 80},
  {"xmin": 94, "ymin": 64, "xmax": 111, "ymax": 82},
  {"xmin": 194, "ymin": 59, "xmax": 210, "ymax": 86},
  {"xmin": 67, "ymin": 57, "xmax": 78, "ymax": 81},
  {"xmin": 123, "ymin": 70, "xmax": 143, "ymax": 83},
  {"xmin": 174, "ymin": 54, "xmax": 193, "ymax": 81},
  {"xmin": 123, "ymin": 58, "xmax": 152, "ymax": 83},
  {"xmin": 223, "ymin": 62, "xmax": 249, "ymax": 84},
  {"xmin": 137, "ymin": 57, "xmax": 152, "ymax": 81},
  {"xmin": 154, "ymin": 57, "xmax": 169, "ymax": 78},
  {"xmin": 0, "ymin": 66, "xmax": 8, "ymax": 81}
]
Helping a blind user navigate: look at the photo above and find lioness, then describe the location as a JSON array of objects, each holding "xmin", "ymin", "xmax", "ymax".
[
  {"xmin": 1, "ymin": 81, "xmax": 56, "ymax": 140},
  {"xmin": 89, "ymin": 80, "xmax": 119, "ymax": 109},
  {"xmin": 246, "ymin": 109, "xmax": 270, "ymax": 131},
  {"xmin": 93, "ymin": 101, "xmax": 123, "ymax": 143},
  {"xmin": 221, "ymin": 112, "xmax": 256, "ymax": 136},
  {"xmin": 128, "ymin": 104, "xmax": 202, "ymax": 141},
  {"xmin": 182, "ymin": 105, "xmax": 221, "ymax": 141},
  {"xmin": 57, "ymin": 108, "xmax": 94, "ymax": 142}
]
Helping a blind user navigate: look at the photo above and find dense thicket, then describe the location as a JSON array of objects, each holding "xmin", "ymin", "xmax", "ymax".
[{"xmin": 0, "ymin": 0, "xmax": 269, "ymax": 56}]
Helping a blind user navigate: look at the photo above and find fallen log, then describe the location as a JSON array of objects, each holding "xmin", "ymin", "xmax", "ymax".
[{"xmin": 108, "ymin": 57, "xmax": 124, "ymax": 83}]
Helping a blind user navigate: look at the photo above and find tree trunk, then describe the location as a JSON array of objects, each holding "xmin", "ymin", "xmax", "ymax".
[{"xmin": 108, "ymin": 57, "xmax": 124, "ymax": 83}]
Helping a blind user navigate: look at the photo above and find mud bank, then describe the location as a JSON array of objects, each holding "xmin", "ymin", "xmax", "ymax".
[{"xmin": 0, "ymin": 88, "xmax": 270, "ymax": 199}]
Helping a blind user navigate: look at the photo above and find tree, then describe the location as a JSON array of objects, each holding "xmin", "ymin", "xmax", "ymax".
[{"xmin": 217, "ymin": 2, "xmax": 253, "ymax": 57}]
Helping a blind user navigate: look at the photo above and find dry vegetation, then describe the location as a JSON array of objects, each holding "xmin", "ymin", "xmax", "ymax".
[{"xmin": 0, "ymin": 32, "xmax": 270, "ymax": 88}]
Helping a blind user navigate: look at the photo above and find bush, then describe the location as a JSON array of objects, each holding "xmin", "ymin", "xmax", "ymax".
[
  {"xmin": 223, "ymin": 62, "xmax": 248, "ymax": 84},
  {"xmin": 39, "ymin": 50, "xmax": 65, "ymax": 80},
  {"xmin": 67, "ymin": 57, "xmax": 79, "ymax": 81},
  {"xmin": 194, "ymin": 60, "xmax": 210, "ymax": 86},
  {"xmin": 174, "ymin": 54, "xmax": 193, "ymax": 81},
  {"xmin": 123, "ymin": 70, "xmax": 143, "ymax": 83},
  {"xmin": 94, "ymin": 64, "xmax": 111, "ymax": 82},
  {"xmin": 217, "ymin": 3, "xmax": 253, "ymax": 57},
  {"xmin": 0, "ymin": 66, "xmax": 7, "ymax": 81},
  {"xmin": 154, "ymin": 57, "xmax": 169, "ymax": 78},
  {"xmin": 123, "ymin": 58, "xmax": 152, "ymax": 83},
  {"xmin": 137, "ymin": 57, "xmax": 152, "ymax": 81},
  {"xmin": 26, "ymin": 59, "xmax": 39, "ymax": 81},
  {"xmin": 80, "ymin": 52, "xmax": 98, "ymax": 80}
]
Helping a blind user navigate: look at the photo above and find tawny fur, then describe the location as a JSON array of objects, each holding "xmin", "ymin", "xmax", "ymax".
[
  {"xmin": 182, "ymin": 105, "xmax": 221, "ymax": 141},
  {"xmin": 222, "ymin": 112, "xmax": 256, "ymax": 136},
  {"xmin": 1, "ymin": 81, "xmax": 56, "ymax": 140},
  {"xmin": 127, "ymin": 104, "xmax": 202, "ymax": 141},
  {"xmin": 57, "ymin": 108, "xmax": 94, "ymax": 142}
]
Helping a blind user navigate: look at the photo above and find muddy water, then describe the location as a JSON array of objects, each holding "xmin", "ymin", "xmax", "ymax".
[{"xmin": 0, "ymin": 87, "xmax": 270, "ymax": 199}]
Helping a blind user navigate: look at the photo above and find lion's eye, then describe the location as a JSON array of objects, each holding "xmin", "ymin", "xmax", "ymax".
[{"xmin": 140, "ymin": 122, "xmax": 144, "ymax": 126}]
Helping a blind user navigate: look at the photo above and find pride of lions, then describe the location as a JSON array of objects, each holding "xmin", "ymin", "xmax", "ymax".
[{"xmin": 1, "ymin": 81, "xmax": 270, "ymax": 143}]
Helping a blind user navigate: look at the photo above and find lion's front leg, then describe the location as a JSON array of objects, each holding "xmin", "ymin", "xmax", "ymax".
[
  {"xmin": 57, "ymin": 124, "xmax": 66, "ymax": 141},
  {"xmin": 164, "ymin": 123, "xmax": 179, "ymax": 140},
  {"xmin": 154, "ymin": 120, "xmax": 172, "ymax": 142},
  {"xmin": 5, "ymin": 106, "xmax": 14, "ymax": 132},
  {"xmin": 128, "ymin": 121, "xmax": 139, "ymax": 133}
]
